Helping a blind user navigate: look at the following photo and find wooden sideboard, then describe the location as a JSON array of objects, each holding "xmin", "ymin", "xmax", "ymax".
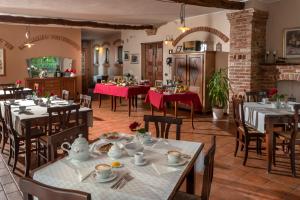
[{"xmin": 25, "ymin": 77, "xmax": 77, "ymax": 99}]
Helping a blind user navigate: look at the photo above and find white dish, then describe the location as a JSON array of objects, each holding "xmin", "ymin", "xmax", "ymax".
[
  {"xmin": 167, "ymin": 158, "xmax": 188, "ymax": 167},
  {"xmin": 92, "ymin": 171, "xmax": 118, "ymax": 183},
  {"xmin": 131, "ymin": 159, "xmax": 148, "ymax": 166}
]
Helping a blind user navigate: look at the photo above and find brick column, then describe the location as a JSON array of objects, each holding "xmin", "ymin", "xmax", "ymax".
[{"xmin": 227, "ymin": 9, "xmax": 268, "ymax": 98}]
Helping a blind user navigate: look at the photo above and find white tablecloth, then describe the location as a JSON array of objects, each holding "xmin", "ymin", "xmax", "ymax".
[
  {"xmin": 0, "ymin": 99, "xmax": 93, "ymax": 133},
  {"xmin": 0, "ymin": 88, "xmax": 32, "ymax": 96},
  {"xmin": 33, "ymin": 139, "xmax": 203, "ymax": 200},
  {"xmin": 243, "ymin": 102, "xmax": 295, "ymax": 133}
]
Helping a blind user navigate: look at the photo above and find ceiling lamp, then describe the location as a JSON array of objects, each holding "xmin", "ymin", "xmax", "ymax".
[
  {"xmin": 164, "ymin": 35, "xmax": 174, "ymax": 45},
  {"xmin": 24, "ymin": 25, "xmax": 35, "ymax": 48},
  {"xmin": 178, "ymin": 4, "xmax": 190, "ymax": 33}
]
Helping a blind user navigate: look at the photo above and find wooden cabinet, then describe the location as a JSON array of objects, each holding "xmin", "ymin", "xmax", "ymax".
[
  {"xmin": 173, "ymin": 52, "xmax": 215, "ymax": 112},
  {"xmin": 25, "ymin": 77, "xmax": 77, "ymax": 99}
]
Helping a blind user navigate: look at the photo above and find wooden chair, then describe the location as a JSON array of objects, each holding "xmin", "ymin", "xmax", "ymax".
[
  {"xmin": 3, "ymin": 87, "xmax": 24, "ymax": 100},
  {"xmin": 80, "ymin": 94, "xmax": 92, "ymax": 108},
  {"xmin": 19, "ymin": 177, "xmax": 91, "ymax": 200},
  {"xmin": 143, "ymin": 115, "xmax": 182, "ymax": 140},
  {"xmin": 232, "ymin": 96, "xmax": 265, "ymax": 165},
  {"xmin": 174, "ymin": 136, "xmax": 216, "ymax": 200},
  {"xmin": 62, "ymin": 90, "xmax": 69, "ymax": 100},
  {"xmin": 3, "ymin": 103, "xmax": 44, "ymax": 172},
  {"xmin": 273, "ymin": 104, "xmax": 300, "ymax": 177},
  {"xmin": 38, "ymin": 104, "xmax": 80, "ymax": 164},
  {"xmin": 0, "ymin": 105, "xmax": 8, "ymax": 153},
  {"xmin": 244, "ymin": 90, "xmax": 267, "ymax": 102},
  {"xmin": 47, "ymin": 125, "xmax": 85, "ymax": 161}
]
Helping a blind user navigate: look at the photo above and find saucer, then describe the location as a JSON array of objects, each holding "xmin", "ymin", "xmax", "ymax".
[
  {"xmin": 167, "ymin": 158, "xmax": 187, "ymax": 167},
  {"xmin": 92, "ymin": 171, "xmax": 118, "ymax": 183},
  {"xmin": 131, "ymin": 159, "xmax": 148, "ymax": 166}
]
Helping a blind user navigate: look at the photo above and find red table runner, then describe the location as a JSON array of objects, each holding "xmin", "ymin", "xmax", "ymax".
[
  {"xmin": 145, "ymin": 90, "xmax": 202, "ymax": 111},
  {"xmin": 93, "ymin": 84, "xmax": 150, "ymax": 99}
]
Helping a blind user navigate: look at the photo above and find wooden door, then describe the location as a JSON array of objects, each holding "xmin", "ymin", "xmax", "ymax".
[
  {"xmin": 81, "ymin": 40, "xmax": 93, "ymax": 94},
  {"xmin": 143, "ymin": 42, "xmax": 163, "ymax": 83},
  {"xmin": 173, "ymin": 54, "xmax": 187, "ymax": 84}
]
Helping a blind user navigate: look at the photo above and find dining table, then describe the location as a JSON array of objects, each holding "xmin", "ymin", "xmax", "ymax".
[
  {"xmin": 243, "ymin": 101, "xmax": 298, "ymax": 172},
  {"xmin": 145, "ymin": 90, "xmax": 202, "ymax": 129},
  {"xmin": 0, "ymin": 98, "xmax": 93, "ymax": 177},
  {"xmin": 0, "ymin": 88, "xmax": 33, "ymax": 99},
  {"xmin": 94, "ymin": 83, "xmax": 150, "ymax": 117},
  {"xmin": 33, "ymin": 135, "xmax": 204, "ymax": 200}
]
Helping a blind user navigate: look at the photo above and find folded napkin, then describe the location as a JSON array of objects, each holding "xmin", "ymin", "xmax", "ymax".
[
  {"xmin": 76, "ymin": 167, "xmax": 94, "ymax": 182},
  {"xmin": 151, "ymin": 163, "xmax": 180, "ymax": 176}
]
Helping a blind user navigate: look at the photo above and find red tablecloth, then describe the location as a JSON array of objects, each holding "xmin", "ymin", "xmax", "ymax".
[
  {"xmin": 93, "ymin": 84, "xmax": 150, "ymax": 99},
  {"xmin": 145, "ymin": 90, "xmax": 202, "ymax": 111}
]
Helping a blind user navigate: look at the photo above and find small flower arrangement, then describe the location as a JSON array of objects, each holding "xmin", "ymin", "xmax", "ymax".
[
  {"xmin": 45, "ymin": 91, "xmax": 54, "ymax": 99},
  {"xmin": 129, "ymin": 121, "xmax": 146, "ymax": 134},
  {"xmin": 15, "ymin": 80, "xmax": 22, "ymax": 87},
  {"xmin": 268, "ymin": 87, "xmax": 285, "ymax": 101}
]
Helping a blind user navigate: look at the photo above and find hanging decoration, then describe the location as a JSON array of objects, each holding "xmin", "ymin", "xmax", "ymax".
[
  {"xmin": 178, "ymin": 4, "xmax": 190, "ymax": 33},
  {"xmin": 24, "ymin": 25, "xmax": 35, "ymax": 48}
]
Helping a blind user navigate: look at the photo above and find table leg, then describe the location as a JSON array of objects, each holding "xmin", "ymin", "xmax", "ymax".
[
  {"xmin": 135, "ymin": 96, "xmax": 138, "ymax": 109},
  {"xmin": 114, "ymin": 96, "xmax": 117, "ymax": 112},
  {"xmin": 186, "ymin": 165, "xmax": 195, "ymax": 194},
  {"xmin": 191, "ymin": 102, "xmax": 195, "ymax": 129},
  {"xmin": 151, "ymin": 105, "xmax": 154, "ymax": 116},
  {"xmin": 131, "ymin": 97, "xmax": 135, "ymax": 107},
  {"xmin": 265, "ymin": 118, "xmax": 273, "ymax": 173},
  {"xmin": 24, "ymin": 121, "xmax": 32, "ymax": 177},
  {"xmin": 174, "ymin": 102, "xmax": 177, "ymax": 118},
  {"xmin": 128, "ymin": 98, "xmax": 131, "ymax": 117},
  {"xmin": 98, "ymin": 94, "xmax": 101, "ymax": 108},
  {"xmin": 110, "ymin": 96, "xmax": 113, "ymax": 111}
]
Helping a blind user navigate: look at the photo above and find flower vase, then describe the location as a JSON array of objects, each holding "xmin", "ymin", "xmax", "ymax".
[
  {"xmin": 16, "ymin": 84, "xmax": 20, "ymax": 88},
  {"xmin": 275, "ymin": 99, "xmax": 281, "ymax": 109},
  {"xmin": 46, "ymin": 98, "xmax": 51, "ymax": 107}
]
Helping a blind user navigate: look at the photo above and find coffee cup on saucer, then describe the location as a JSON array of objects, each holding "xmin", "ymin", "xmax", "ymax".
[
  {"xmin": 167, "ymin": 150, "xmax": 181, "ymax": 164},
  {"xmin": 134, "ymin": 152, "xmax": 144, "ymax": 164},
  {"xmin": 95, "ymin": 164, "xmax": 112, "ymax": 179}
]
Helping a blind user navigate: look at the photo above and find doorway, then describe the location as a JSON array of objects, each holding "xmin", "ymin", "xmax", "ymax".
[{"xmin": 141, "ymin": 42, "xmax": 163, "ymax": 83}]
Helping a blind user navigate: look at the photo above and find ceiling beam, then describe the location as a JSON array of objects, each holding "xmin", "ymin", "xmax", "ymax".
[
  {"xmin": 168, "ymin": 0, "xmax": 245, "ymax": 10},
  {"xmin": 0, "ymin": 15, "xmax": 154, "ymax": 30}
]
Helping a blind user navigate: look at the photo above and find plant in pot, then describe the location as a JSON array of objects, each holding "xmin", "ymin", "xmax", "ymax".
[{"xmin": 208, "ymin": 69, "xmax": 230, "ymax": 120}]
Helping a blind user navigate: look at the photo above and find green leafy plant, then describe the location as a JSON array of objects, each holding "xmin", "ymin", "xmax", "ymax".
[{"xmin": 208, "ymin": 69, "xmax": 230, "ymax": 109}]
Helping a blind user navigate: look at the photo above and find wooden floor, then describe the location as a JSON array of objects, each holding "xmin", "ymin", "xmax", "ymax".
[{"xmin": 1, "ymin": 97, "xmax": 300, "ymax": 200}]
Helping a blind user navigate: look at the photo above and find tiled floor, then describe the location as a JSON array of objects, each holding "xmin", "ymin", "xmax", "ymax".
[{"xmin": 1, "ymin": 97, "xmax": 300, "ymax": 200}]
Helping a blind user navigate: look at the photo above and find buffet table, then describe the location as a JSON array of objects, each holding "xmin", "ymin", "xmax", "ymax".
[
  {"xmin": 94, "ymin": 84, "xmax": 150, "ymax": 116},
  {"xmin": 145, "ymin": 90, "xmax": 202, "ymax": 128}
]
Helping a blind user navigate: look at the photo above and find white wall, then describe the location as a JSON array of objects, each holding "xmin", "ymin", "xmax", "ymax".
[{"xmin": 122, "ymin": 11, "xmax": 230, "ymax": 82}]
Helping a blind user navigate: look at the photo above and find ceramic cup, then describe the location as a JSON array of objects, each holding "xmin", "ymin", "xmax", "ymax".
[
  {"xmin": 19, "ymin": 106, "xmax": 26, "ymax": 112},
  {"xmin": 95, "ymin": 164, "xmax": 112, "ymax": 179},
  {"xmin": 167, "ymin": 150, "xmax": 181, "ymax": 164},
  {"xmin": 262, "ymin": 98, "xmax": 269, "ymax": 104},
  {"xmin": 134, "ymin": 152, "xmax": 144, "ymax": 164}
]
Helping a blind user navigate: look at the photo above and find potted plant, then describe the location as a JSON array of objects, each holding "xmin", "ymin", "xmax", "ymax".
[{"xmin": 208, "ymin": 69, "xmax": 230, "ymax": 120}]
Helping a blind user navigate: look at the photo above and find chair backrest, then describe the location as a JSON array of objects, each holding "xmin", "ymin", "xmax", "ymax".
[
  {"xmin": 243, "ymin": 90, "xmax": 267, "ymax": 102},
  {"xmin": 19, "ymin": 177, "xmax": 91, "ymax": 200},
  {"xmin": 47, "ymin": 104, "xmax": 80, "ymax": 135},
  {"xmin": 79, "ymin": 94, "xmax": 92, "ymax": 108},
  {"xmin": 201, "ymin": 136, "xmax": 216, "ymax": 200},
  {"xmin": 143, "ymin": 115, "xmax": 182, "ymax": 140},
  {"xmin": 291, "ymin": 104, "xmax": 300, "ymax": 143},
  {"xmin": 62, "ymin": 90, "xmax": 69, "ymax": 100},
  {"xmin": 3, "ymin": 103, "xmax": 17, "ymax": 138},
  {"xmin": 47, "ymin": 125, "xmax": 85, "ymax": 161},
  {"xmin": 232, "ymin": 96, "xmax": 249, "ymax": 135},
  {"xmin": 3, "ymin": 87, "xmax": 24, "ymax": 100}
]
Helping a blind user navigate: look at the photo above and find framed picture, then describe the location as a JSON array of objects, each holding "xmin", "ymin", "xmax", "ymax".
[
  {"xmin": 176, "ymin": 46, "xmax": 182, "ymax": 53},
  {"xmin": 130, "ymin": 54, "xmax": 139, "ymax": 64},
  {"xmin": 0, "ymin": 48, "xmax": 5, "ymax": 76},
  {"xmin": 283, "ymin": 28, "xmax": 300, "ymax": 58},
  {"xmin": 124, "ymin": 51, "xmax": 129, "ymax": 61}
]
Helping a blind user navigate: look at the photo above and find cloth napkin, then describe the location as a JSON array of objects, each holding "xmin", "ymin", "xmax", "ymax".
[
  {"xmin": 76, "ymin": 167, "xmax": 94, "ymax": 182},
  {"xmin": 151, "ymin": 163, "xmax": 180, "ymax": 176}
]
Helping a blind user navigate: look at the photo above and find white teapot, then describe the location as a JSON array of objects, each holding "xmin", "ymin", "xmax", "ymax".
[
  {"xmin": 61, "ymin": 134, "xmax": 90, "ymax": 161},
  {"xmin": 107, "ymin": 143, "xmax": 123, "ymax": 159}
]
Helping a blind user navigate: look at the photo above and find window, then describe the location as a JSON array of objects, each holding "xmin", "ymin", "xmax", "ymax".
[
  {"xmin": 117, "ymin": 46, "xmax": 123, "ymax": 64},
  {"xmin": 105, "ymin": 48, "xmax": 109, "ymax": 64}
]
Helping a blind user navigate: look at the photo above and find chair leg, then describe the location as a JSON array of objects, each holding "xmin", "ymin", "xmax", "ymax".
[
  {"xmin": 290, "ymin": 144, "xmax": 296, "ymax": 177},
  {"xmin": 243, "ymin": 138, "xmax": 249, "ymax": 166},
  {"xmin": 256, "ymin": 137, "xmax": 260, "ymax": 155},
  {"xmin": 1, "ymin": 135, "xmax": 8, "ymax": 153},
  {"xmin": 234, "ymin": 132, "xmax": 239, "ymax": 157},
  {"xmin": 272, "ymin": 136, "xmax": 276, "ymax": 166},
  {"xmin": 12, "ymin": 141, "xmax": 19, "ymax": 172},
  {"xmin": 8, "ymin": 139, "xmax": 13, "ymax": 166}
]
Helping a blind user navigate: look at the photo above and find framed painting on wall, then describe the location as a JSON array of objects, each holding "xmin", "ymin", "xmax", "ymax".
[
  {"xmin": 130, "ymin": 54, "xmax": 139, "ymax": 64},
  {"xmin": 124, "ymin": 51, "xmax": 129, "ymax": 61},
  {"xmin": 0, "ymin": 48, "xmax": 5, "ymax": 76},
  {"xmin": 283, "ymin": 28, "xmax": 300, "ymax": 58}
]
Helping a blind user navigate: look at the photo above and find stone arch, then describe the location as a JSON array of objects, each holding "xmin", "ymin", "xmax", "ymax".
[
  {"xmin": 18, "ymin": 34, "xmax": 80, "ymax": 50},
  {"xmin": 0, "ymin": 38, "xmax": 14, "ymax": 50},
  {"xmin": 172, "ymin": 26, "xmax": 229, "ymax": 46}
]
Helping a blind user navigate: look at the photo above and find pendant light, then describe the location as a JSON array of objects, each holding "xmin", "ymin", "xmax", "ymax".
[
  {"xmin": 24, "ymin": 25, "xmax": 35, "ymax": 48},
  {"xmin": 164, "ymin": 35, "xmax": 174, "ymax": 45},
  {"xmin": 178, "ymin": 4, "xmax": 190, "ymax": 33}
]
